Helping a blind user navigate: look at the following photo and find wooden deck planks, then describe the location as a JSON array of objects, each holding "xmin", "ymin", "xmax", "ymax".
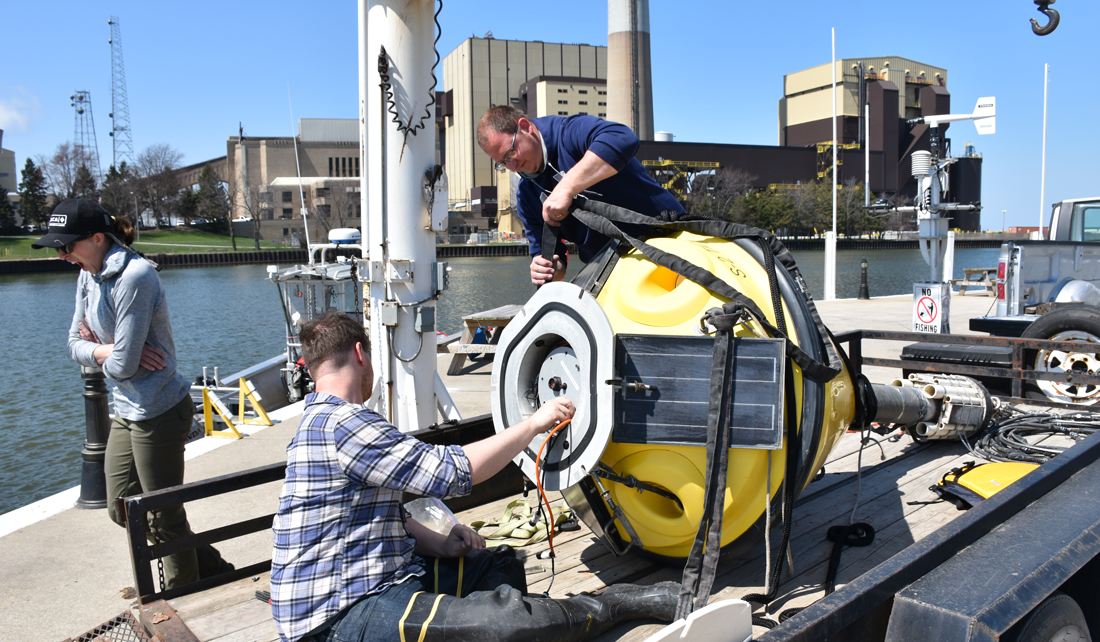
[
  {"xmin": 168, "ymin": 573, "xmax": 277, "ymax": 642},
  {"xmin": 166, "ymin": 431, "xmax": 995, "ymax": 641}
]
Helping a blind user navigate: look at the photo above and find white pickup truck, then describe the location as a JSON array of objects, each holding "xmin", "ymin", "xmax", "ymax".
[
  {"xmin": 954, "ymin": 197, "xmax": 1100, "ymax": 404},
  {"xmin": 989, "ymin": 197, "xmax": 1100, "ymax": 321}
]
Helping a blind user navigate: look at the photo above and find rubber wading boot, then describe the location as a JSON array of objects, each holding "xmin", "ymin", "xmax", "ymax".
[{"xmin": 410, "ymin": 581, "xmax": 680, "ymax": 642}]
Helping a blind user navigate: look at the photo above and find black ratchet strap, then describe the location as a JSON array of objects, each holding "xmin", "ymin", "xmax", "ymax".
[
  {"xmin": 675, "ymin": 306, "xmax": 740, "ymax": 619},
  {"xmin": 569, "ymin": 199, "xmax": 840, "ymax": 382},
  {"xmin": 595, "ymin": 463, "xmax": 682, "ymax": 508},
  {"xmin": 540, "ymin": 219, "xmax": 564, "ymax": 263}
]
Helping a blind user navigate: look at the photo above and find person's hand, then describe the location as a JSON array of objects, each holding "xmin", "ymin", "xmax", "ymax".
[
  {"xmin": 529, "ymin": 396, "xmax": 575, "ymax": 435},
  {"xmin": 79, "ymin": 318, "xmax": 101, "ymax": 344},
  {"xmin": 530, "ymin": 255, "xmax": 566, "ymax": 285},
  {"xmin": 139, "ymin": 344, "xmax": 168, "ymax": 371},
  {"xmin": 542, "ymin": 187, "xmax": 573, "ymax": 227},
  {"xmin": 440, "ymin": 523, "xmax": 485, "ymax": 557}
]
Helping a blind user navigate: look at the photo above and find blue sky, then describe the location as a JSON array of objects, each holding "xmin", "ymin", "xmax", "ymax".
[{"xmin": 2, "ymin": 1, "xmax": 1095, "ymax": 229}]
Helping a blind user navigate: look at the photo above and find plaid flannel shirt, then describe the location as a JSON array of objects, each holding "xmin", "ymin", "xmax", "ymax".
[{"xmin": 271, "ymin": 392, "xmax": 473, "ymax": 642}]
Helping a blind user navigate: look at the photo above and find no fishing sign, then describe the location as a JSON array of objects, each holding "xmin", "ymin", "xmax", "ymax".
[{"xmin": 913, "ymin": 283, "xmax": 950, "ymax": 334}]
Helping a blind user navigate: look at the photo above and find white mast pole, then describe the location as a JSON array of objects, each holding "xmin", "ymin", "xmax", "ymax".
[
  {"xmin": 865, "ymin": 102, "xmax": 870, "ymax": 207},
  {"xmin": 1039, "ymin": 63, "xmax": 1049, "ymax": 235},
  {"xmin": 824, "ymin": 28, "xmax": 837, "ymax": 300},
  {"xmin": 360, "ymin": 0, "xmax": 439, "ymax": 431}
]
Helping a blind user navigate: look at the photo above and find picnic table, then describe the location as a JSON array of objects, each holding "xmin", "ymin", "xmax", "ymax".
[
  {"xmin": 445, "ymin": 304, "xmax": 524, "ymax": 375},
  {"xmin": 951, "ymin": 267, "xmax": 998, "ymax": 296}
]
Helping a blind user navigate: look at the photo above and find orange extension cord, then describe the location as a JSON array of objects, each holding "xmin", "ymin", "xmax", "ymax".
[{"xmin": 534, "ymin": 418, "xmax": 572, "ymax": 558}]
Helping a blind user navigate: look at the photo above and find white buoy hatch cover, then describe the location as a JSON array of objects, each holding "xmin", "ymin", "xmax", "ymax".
[{"xmin": 491, "ymin": 282, "xmax": 616, "ymax": 490}]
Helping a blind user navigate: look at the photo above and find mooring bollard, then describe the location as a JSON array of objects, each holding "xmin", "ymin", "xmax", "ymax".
[
  {"xmin": 76, "ymin": 366, "xmax": 111, "ymax": 509},
  {"xmin": 858, "ymin": 258, "xmax": 871, "ymax": 300}
]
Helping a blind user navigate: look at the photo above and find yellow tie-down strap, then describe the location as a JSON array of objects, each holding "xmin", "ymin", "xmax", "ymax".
[{"xmin": 470, "ymin": 499, "xmax": 573, "ymax": 547}]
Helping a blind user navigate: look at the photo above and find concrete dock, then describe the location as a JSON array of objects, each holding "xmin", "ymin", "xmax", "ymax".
[{"xmin": 0, "ymin": 293, "xmax": 1000, "ymax": 641}]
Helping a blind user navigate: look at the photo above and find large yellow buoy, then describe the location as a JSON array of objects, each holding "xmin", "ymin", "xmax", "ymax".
[{"xmin": 492, "ymin": 230, "xmax": 855, "ymax": 561}]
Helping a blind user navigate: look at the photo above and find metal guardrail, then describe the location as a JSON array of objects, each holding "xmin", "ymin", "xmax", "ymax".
[
  {"xmin": 834, "ymin": 329, "xmax": 1100, "ymax": 410},
  {"xmin": 120, "ymin": 414, "xmax": 507, "ymax": 605},
  {"xmin": 120, "ymin": 463, "xmax": 285, "ymax": 604}
]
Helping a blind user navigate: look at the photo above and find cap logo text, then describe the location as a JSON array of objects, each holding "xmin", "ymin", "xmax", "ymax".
[{"xmin": 49, "ymin": 215, "xmax": 67, "ymax": 226}]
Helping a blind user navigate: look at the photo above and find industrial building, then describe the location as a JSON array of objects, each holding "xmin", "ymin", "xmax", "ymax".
[
  {"xmin": 201, "ymin": 119, "xmax": 363, "ymax": 245},
  {"xmin": 628, "ymin": 56, "xmax": 983, "ymax": 231},
  {"xmin": 440, "ymin": 36, "xmax": 608, "ymax": 226},
  {"xmin": 0, "ymin": 130, "xmax": 18, "ymax": 212}
]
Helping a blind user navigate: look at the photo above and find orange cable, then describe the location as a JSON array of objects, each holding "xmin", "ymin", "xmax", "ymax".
[{"xmin": 534, "ymin": 418, "xmax": 572, "ymax": 557}]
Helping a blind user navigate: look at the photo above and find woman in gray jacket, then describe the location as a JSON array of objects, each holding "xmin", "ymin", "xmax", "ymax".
[{"xmin": 33, "ymin": 199, "xmax": 229, "ymax": 588}]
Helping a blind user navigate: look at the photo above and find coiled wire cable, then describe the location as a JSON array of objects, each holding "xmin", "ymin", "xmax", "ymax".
[{"xmin": 971, "ymin": 408, "xmax": 1100, "ymax": 463}]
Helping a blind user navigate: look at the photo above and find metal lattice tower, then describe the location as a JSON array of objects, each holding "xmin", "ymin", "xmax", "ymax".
[
  {"xmin": 70, "ymin": 90, "xmax": 102, "ymax": 180},
  {"xmin": 108, "ymin": 16, "xmax": 134, "ymax": 170}
]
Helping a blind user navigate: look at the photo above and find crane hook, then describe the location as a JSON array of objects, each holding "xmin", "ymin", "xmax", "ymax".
[{"xmin": 1031, "ymin": 0, "xmax": 1059, "ymax": 36}]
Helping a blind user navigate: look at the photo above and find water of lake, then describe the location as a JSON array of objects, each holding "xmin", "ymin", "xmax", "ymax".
[{"xmin": 0, "ymin": 247, "xmax": 1000, "ymax": 516}]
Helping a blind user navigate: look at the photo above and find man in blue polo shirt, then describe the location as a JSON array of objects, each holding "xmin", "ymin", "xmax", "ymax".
[{"xmin": 477, "ymin": 107, "xmax": 684, "ymax": 285}]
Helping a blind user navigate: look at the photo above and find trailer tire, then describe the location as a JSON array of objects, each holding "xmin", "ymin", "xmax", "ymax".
[
  {"xmin": 1009, "ymin": 592, "xmax": 1091, "ymax": 642},
  {"xmin": 1020, "ymin": 307, "xmax": 1100, "ymax": 405}
]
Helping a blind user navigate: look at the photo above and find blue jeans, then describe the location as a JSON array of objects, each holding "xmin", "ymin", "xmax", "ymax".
[{"xmin": 309, "ymin": 546, "xmax": 529, "ymax": 642}]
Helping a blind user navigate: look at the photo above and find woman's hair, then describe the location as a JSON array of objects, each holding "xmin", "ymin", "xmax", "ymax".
[{"xmin": 110, "ymin": 216, "xmax": 135, "ymax": 246}]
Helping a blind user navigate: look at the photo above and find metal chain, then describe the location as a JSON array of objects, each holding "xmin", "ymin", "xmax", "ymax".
[{"xmin": 152, "ymin": 525, "xmax": 167, "ymax": 592}]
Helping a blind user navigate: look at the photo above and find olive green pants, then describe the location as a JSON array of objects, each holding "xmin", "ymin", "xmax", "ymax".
[{"xmin": 105, "ymin": 395, "xmax": 228, "ymax": 588}]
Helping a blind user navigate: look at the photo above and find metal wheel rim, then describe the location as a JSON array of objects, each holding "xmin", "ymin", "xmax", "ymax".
[
  {"xmin": 1044, "ymin": 624, "xmax": 1087, "ymax": 642},
  {"xmin": 1035, "ymin": 330, "xmax": 1100, "ymax": 404}
]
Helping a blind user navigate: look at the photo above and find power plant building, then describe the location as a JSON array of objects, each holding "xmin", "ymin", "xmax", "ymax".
[
  {"xmin": 607, "ymin": 0, "xmax": 653, "ymax": 141},
  {"xmin": 631, "ymin": 56, "xmax": 982, "ymax": 231},
  {"xmin": 440, "ymin": 37, "xmax": 607, "ymax": 218}
]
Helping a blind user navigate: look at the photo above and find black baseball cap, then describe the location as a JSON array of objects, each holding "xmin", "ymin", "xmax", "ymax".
[{"xmin": 31, "ymin": 199, "xmax": 113, "ymax": 250}]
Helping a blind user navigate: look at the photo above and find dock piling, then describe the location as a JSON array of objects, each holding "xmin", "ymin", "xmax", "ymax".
[
  {"xmin": 858, "ymin": 258, "xmax": 871, "ymax": 300},
  {"xmin": 76, "ymin": 366, "xmax": 111, "ymax": 509}
]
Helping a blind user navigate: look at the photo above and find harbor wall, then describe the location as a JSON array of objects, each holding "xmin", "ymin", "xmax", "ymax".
[{"xmin": 0, "ymin": 239, "xmax": 1006, "ymax": 274}]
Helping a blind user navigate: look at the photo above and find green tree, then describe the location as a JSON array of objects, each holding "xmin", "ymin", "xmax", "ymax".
[
  {"xmin": 196, "ymin": 163, "xmax": 234, "ymax": 250},
  {"xmin": 743, "ymin": 189, "xmax": 796, "ymax": 232},
  {"xmin": 177, "ymin": 187, "xmax": 199, "ymax": 224},
  {"xmin": 0, "ymin": 188, "xmax": 18, "ymax": 235},
  {"xmin": 18, "ymin": 158, "xmax": 49, "ymax": 227},
  {"xmin": 73, "ymin": 164, "xmax": 99, "ymax": 200},
  {"xmin": 100, "ymin": 162, "xmax": 135, "ymax": 222}
]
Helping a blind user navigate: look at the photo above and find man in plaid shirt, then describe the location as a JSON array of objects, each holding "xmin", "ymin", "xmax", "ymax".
[{"xmin": 271, "ymin": 312, "xmax": 678, "ymax": 642}]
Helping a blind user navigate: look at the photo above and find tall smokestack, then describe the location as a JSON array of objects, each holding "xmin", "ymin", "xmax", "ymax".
[{"xmin": 607, "ymin": 0, "xmax": 653, "ymax": 140}]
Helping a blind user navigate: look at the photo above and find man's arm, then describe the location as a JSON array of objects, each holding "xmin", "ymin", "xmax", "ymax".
[
  {"xmin": 463, "ymin": 396, "xmax": 574, "ymax": 484},
  {"xmin": 335, "ymin": 397, "xmax": 574, "ymax": 496},
  {"xmin": 542, "ymin": 150, "xmax": 618, "ymax": 225},
  {"xmin": 407, "ymin": 518, "xmax": 485, "ymax": 558},
  {"xmin": 541, "ymin": 117, "xmax": 640, "ymax": 225}
]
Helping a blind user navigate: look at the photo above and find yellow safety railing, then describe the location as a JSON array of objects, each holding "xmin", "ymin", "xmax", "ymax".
[{"xmin": 201, "ymin": 377, "xmax": 272, "ymax": 439}]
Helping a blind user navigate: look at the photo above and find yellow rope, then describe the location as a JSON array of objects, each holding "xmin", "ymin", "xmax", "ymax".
[
  {"xmin": 417, "ymin": 594, "xmax": 447, "ymax": 642},
  {"xmin": 398, "ymin": 591, "xmax": 424, "ymax": 642},
  {"xmin": 457, "ymin": 557, "xmax": 464, "ymax": 598}
]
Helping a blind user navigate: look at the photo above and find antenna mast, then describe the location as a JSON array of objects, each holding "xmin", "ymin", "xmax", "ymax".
[
  {"xmin": 108, "ymin": 17, "xmax": 135, "ymax": 170},
  {"xmin": 70, "ymin": 90, "xmax": 102, "ymax": 181}
]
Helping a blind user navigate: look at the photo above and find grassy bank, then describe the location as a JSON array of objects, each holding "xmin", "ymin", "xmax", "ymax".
[{"xmin": 0, "ymin": 228, "xmax": 292, "ymax": 259}]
